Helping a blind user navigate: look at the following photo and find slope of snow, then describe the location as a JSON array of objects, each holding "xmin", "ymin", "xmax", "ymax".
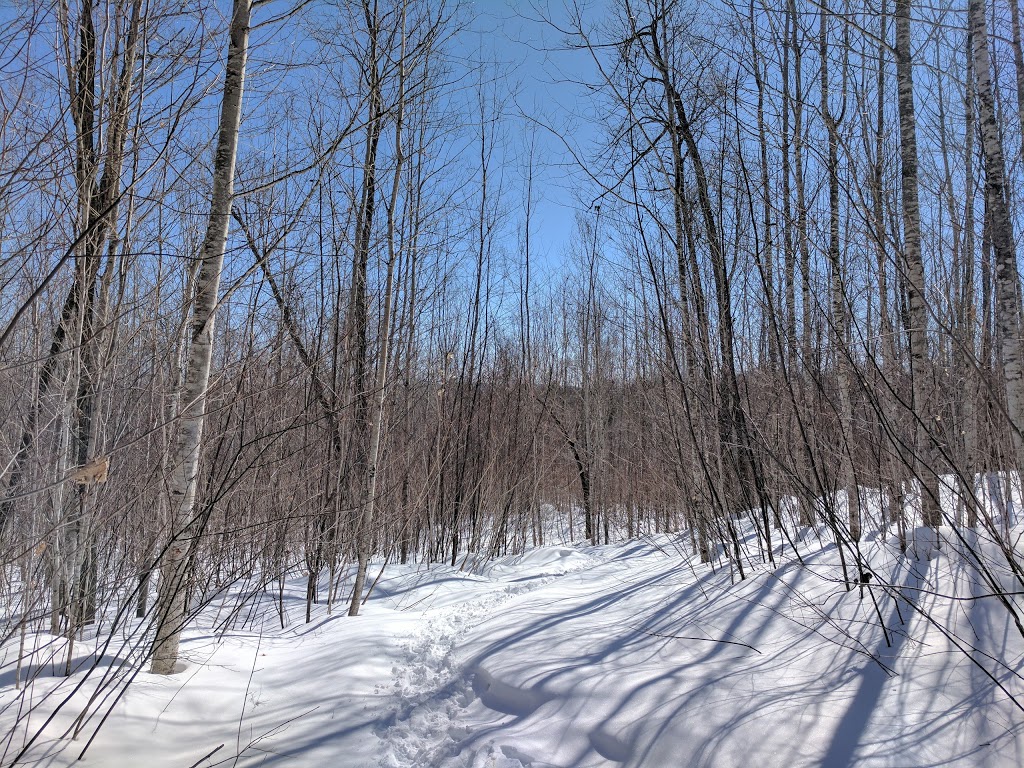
[{"xmin": 2, "ymin": 527, "xmax": 1023, "ymax": 767}]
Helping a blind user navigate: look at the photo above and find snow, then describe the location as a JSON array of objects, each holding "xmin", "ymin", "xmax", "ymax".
[{"xmin": 2, "ymin": 514, "xmax": 1024, "ymax": 767}]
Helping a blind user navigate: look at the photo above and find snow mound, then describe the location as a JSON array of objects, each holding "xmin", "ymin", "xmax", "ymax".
[{"xmin": 472, "ymin": 667, "xmax": 551, "ymax": 717}]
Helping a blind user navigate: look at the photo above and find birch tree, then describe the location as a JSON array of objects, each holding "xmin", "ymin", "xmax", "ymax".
[
  {"xmin": 150, "ymin": 0, "xmax": 251, "ymax": 676},
  {"xmin": 968, "ymin": 0, "xmax": 1024, "ymax": 478},
  {"xmin": 895, "ymin": 0, "xmax": 942, "ymax": 528}
]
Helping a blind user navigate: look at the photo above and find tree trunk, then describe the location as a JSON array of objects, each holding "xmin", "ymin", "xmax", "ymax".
[
  {"xmin": 962, "ymin": 26, "xmax": 981, "ymax": 528},
  {"xmin": 350, "ymin": 6, "xmax": 407, "ymax": 616},
  {"xmin": 150, "ymin": 0, "xmax": 250, "ymax": 675},
  {"xmin": 969, "ymin": 0, "xmax": 1024, "ymax": 479},
  {"xmin": 895, "ymin": 0, "xmax": 942, "ymax": 528},
  {"xmin": 819, "ymin": 3, "xmax": 860, "ymax": 541}
]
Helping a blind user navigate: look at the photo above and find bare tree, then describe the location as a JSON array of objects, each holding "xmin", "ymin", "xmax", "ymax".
[
  {"xmin": 894, "ymin": 0, "xmax": 942, "ymax": 528},
  {"xmin": 968, "ymin": 0, "xmax": 1024, "ymax": 478},
  {"xmin": 150, "ymin": 0, "xmax": 252, "ymax": 676}
]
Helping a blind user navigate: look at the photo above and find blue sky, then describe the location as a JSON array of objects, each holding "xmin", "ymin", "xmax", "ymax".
[{"xmin": 461, "ymin": 0, "xmax": 607, "ymax": 264}]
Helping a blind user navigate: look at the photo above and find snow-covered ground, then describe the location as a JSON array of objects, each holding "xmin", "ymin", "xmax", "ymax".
[{"xmin": 2, "ymin": 518, "xmax": 1023, "ymax": 767}]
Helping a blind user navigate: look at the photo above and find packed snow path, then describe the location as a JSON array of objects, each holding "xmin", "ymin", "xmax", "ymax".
[
  {"xmin": 373, "ymin": 537, "xmax": 1023, "ymax": 767},
  {"xmin": 2, "ymin": 533, "xmax": 1023, "ymax": 767},
  {"xmin": 375, "ymin": 546, "xmax": 609, "ymax": 766}
]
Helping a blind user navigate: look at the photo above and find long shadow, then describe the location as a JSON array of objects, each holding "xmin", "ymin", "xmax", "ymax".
[
  {"xmin": 224, "ymin": 554, "xmax": 668, "ymax": 767},
  {"xmin": 451, "ymin": 555, "xmax": 774, "ymax": 762},
  {"xmin": 464, "ymin": 556, "xmax": 704, "ymax": 672},
  {"xmin": 349, "ymin": 552, "xmax": 688, "ymax": 755},
  {"xmin": 454, "ymin": 541, "xmax": 953, "ymax": 768},
  {"xmin": 960, "ymin": 535, "xmax": 1024, "ymax": 763},
  {"xmin": 589, "ymin": 567, "xmax": 819, "ymax": 766},
  {"xmin": 818, "ymin": 552, "xmax": 928, "ymax": 768},
  {"xmin": 190, "ymin": 544, "xmax": 818, "ymax": 766},
  {"xmin": 0, "ymin": 649, "xmax": 129, "ymax": 689}
]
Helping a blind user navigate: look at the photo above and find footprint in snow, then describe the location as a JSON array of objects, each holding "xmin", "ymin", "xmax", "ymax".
[{"xmin": 375, "ymin": 556, "xmax": 602, "ymax": 767}]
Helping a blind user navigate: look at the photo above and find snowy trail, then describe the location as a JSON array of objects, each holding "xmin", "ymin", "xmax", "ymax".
[
  {"xmin": 373, "ymin": 543, "xmax": 701, "ymax": 768},
  {"xmin": 373, "ymin": 536, "xmax": 1024, "ymax": 768},
  {"xmin": 376, "ymin": 547, "xmax": 617, "ymax": 767},
  {"xmin": 3, "ymin": 531, "xmax": 1023, "ymax": 767}
]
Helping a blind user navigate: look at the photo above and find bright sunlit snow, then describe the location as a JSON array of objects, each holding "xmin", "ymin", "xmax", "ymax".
[{"xmin": 3, "ymin": 491, "xmax": 1023, "ymax": 767}]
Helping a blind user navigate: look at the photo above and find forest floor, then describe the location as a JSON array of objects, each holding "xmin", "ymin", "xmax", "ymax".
[{"xmin": 2, "ymin": 515, "xmax": 1024, "ymax": 767}]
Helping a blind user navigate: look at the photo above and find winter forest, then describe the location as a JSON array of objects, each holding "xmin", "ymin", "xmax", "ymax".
[{"xmin": 2, "ymin": 0, "xmax": 1024, "ymax": 765}]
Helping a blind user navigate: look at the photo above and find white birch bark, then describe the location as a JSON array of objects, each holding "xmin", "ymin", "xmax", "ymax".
[
  {"xmin": 150, "ymin": 0, "xmax": 251, "ymax": 675},
  {"xmin": 969, "ymin": 0, "xmax": 1024, "ymax": 480},
  {"xmin": 895, "ymin": 0, "xmax": 942, "ymax": 528}
]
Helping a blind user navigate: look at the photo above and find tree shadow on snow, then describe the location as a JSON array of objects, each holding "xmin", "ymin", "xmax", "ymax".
[{"xmin": 817, "ymin": 552, "xmax": 930, "ymax": 767}]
